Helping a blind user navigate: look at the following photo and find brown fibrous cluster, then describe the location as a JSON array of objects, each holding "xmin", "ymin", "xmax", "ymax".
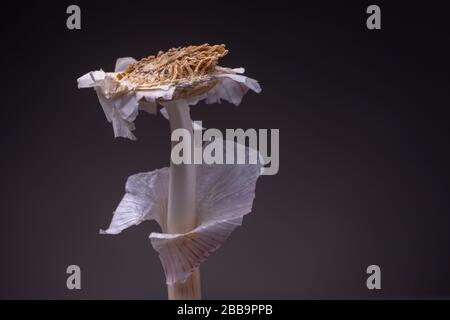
[{"xmin": 116, "ymin": 44, "xmax": 228, "ymax": 88}]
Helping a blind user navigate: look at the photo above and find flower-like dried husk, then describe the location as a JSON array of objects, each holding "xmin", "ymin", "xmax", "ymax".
[
  {"xmin": 77, "ymin": 45, "xmax": 261, "ymax": 140},
  {"xmin": 100, "ymin": 140, "xmax": 262, "ymax": 284}
]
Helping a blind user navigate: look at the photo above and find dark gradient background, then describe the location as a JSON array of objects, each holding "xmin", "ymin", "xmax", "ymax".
[{"xmin": 1, "ymin": 1, "xmax": 449, "ymax": 299}]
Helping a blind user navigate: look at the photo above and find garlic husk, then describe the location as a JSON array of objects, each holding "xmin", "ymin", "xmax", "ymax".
[
  {"xmin": 77, "ymin": 57, "xmax": 261, "ymax": 140},
  {"xmin": 100, "ymin": 139, "xmax": 262, "ymax": 284}
]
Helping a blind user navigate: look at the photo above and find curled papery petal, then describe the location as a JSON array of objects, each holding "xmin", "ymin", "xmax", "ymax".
[
  {"xmin": 77, "ymin": 71, "xmax": 177, "ymax": 140},
  {"xmin": 95, "ymin": 88, "xmax": 137, "ymax": 141},
  {"xmin": 150, "ymin": 141, "xmax": 261, "ymax": 284},
  {"xmin": 150, "ymin": 217, "xmax": 243, "ymax": 284},
  {"xmin": 100, "ymin": 168, "xmax": 169, "ymax": 234},
  {"xmin": 77, "ymin": 70, "xmax": 106, "ymax": 88},
  {"xmin": 100, "ymin": 140, "xmax": 262, "ymax": 284},
  {"xmin": 205, "ymin": 72, "xmax": 261, "ymax": 106}
]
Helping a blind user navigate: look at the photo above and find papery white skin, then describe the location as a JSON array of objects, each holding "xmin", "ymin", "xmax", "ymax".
[
  {"xmin": 77, "ymin": 58, "xmax": 261, "ymax": 140},
  {"xmin": 100, "ymin": 140, "xmax": 262, "ymax": 284}
]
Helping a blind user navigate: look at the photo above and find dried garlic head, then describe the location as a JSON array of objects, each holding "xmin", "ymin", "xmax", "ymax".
[
  {"xmin": 115, "ymin": 44, "xmax": 228, "ymax": 100},
  {"xmin": 77, "ymin": 44, "xmax": 261, "ymax": 140}
]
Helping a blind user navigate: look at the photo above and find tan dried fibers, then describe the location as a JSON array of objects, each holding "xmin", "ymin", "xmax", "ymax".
[{"xmin": 117, "ymin": 44, "xmax": 228, "ymax": 87}]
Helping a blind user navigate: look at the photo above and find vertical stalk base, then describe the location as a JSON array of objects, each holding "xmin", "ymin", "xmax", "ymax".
[{"xmin": 168, "ymin": 268, "xmax": 201, "ymax": 300}]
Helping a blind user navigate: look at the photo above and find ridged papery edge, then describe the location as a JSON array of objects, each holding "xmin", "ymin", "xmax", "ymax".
[{"xmin": 150, "ymin": 217, "xmax": 243, "ymax": 285}]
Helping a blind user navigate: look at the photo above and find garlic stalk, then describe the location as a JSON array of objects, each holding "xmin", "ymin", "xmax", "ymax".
[{"xmin": 164, "ymin": 100, "xmax": 200, "ymax": 299}]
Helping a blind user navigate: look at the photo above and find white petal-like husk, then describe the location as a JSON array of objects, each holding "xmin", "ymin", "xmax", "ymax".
[
  {"xmin": 100, "ymin": 168, "xmax": 169, "ymax": 234},
  {"xmin": 78, "ymin": 69, "xmax": 175, "ymax": 140},
  {"xmin": 100, "ymin": 141, "xmax": 262, "ymax": 284},
  {"xmin": 205, "ymin": 72, "xmax": 262, "ymax": 106},
  {"xmin": 77, "ymin": 70, "xmax": 106, "ymax": 88},
  {"xmin": 150, "ymin": 217, "xmax": 243, "ymax": 284},
  {"xmin": 77, "ymin": 58, "xmax": 261, "ymax": 140}
]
